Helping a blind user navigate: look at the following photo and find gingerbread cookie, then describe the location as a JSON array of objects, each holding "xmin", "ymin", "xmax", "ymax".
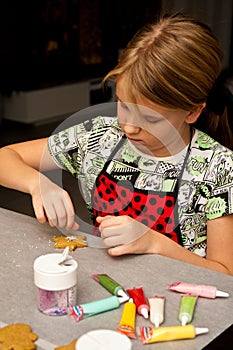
[
  {"xmin": 52, "ymin": 234, "xmax": 87, "ymax": 251},
  {"xmin": 0, "ymin": 323, "xmax": 38, "ymax": 350},
  {"xmin": 55, "ymin": 338, "xmax": 77, "ymax": 350}
]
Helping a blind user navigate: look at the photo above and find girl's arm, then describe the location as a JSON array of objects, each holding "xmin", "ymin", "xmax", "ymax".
[
  {"xmin": 0, "ymin": 138, "xmax": 54, "ymax": 192},
  {"xmin": 0, "ymin": 138, "xmax": 79, "ymax": 230},
  {"xmin": 97, "ymin": 215, "xmax": 233, "ymax": 276}
]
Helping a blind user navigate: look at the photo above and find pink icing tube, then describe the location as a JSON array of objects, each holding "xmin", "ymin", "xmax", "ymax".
[{"xmin": 169, "ymin": 282, "xmax": 229, "ymax": 299}]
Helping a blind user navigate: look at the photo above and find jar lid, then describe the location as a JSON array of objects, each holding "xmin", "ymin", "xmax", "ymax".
[
  {"xmin": 34, "ymin": 253, "xmax": 78, "ymax": 291},
  {"xmin": 75, "ymin": 329, "xmax": 132, "ymax": 350}
]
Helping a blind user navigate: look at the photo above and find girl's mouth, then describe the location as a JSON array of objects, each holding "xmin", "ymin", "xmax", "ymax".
[{"xmin": 127, "ymin": 137, "xmax": 142, "ymax": 142}]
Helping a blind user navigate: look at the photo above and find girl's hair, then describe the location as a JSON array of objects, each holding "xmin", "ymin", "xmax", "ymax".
[{"xmin": 103, "ymin": 12, "xmax": 233, "ymax": 149}]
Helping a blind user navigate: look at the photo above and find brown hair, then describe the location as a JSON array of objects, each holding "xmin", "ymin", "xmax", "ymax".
[{"xmin": 103, "ymin": 12, "xmax": 233, "ymax": 149}]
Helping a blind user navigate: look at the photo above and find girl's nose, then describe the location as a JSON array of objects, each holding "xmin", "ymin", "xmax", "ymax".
[{"xmin": 122, "ymin": 123, "xmax": 141, "ymax": 135}]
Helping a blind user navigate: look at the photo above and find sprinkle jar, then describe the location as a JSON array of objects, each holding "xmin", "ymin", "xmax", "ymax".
[{"xmin": 34, "ymin": 253, "xmax": 78, "ymax": 316}]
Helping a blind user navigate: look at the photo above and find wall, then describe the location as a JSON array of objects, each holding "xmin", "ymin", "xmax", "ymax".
[{"xmin": 162, "ymin": 0, "xmax": 233, "ymax": 68}]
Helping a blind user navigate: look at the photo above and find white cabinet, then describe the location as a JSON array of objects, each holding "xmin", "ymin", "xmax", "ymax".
[{"xmin": 3, "ymin": 81, "xmax": 90, "ymax": 124}]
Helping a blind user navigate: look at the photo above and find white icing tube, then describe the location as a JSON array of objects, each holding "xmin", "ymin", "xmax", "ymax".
[{"xmin": 148, "ymin": 296, "xmax": 166, "ymax": 328}]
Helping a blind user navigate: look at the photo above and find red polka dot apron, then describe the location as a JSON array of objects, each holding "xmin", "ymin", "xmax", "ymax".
[{"xmin": 91, "ymin": 135, "xmax": 191, "ymax": 246}]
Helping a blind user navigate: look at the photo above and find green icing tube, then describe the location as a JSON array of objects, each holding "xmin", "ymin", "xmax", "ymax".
[
  {"xmin": 92, "ymin": 273, "xmax": 125, "ymax": 296},
  {"xmin": 178, "ymin": 295, "xmax": 198, "ymax": 326}
]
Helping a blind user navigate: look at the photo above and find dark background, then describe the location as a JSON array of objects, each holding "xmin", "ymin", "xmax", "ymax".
[
  {"xmin": 0, "ymin": 0, "xmax": 162, "ymax": 95},
  {"xmin": 0, "ymin": 1, "xmax": 232, "ymax": 96}
]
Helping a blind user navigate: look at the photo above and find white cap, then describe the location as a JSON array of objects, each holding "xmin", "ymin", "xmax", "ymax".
[
  {"xmin": 181, "ymin": 314, "xmax": 190, "ymax": 326},
  {"xmin": 195, "ymin": 327, "xmax": 209, "ymax": 335},
  {"xmin": 140, "ymin": 307, "xmax": 149, "ymax": 319},
  {"xmin": 153, "ymin": 315, "xmax": 162, "ymax": 328},
  {"xmin": 75, "ymin": 329, "xmax": 132, "ymax": 350},
  {"xmin": 34, "ymin": 253, "xmax": 78, "ymax": 291},
  {"xmin": 216, "ymin": 290, "xmax": 229, "ymax": 297},
  {"xmin": 117, "ymin": 289, "xmax": 130, "ymax": 301}
]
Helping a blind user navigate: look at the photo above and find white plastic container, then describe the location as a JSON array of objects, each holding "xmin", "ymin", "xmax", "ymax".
[
  {"xmin": 75, "ymin": 329, "xmax": 132, "ymax": 350},
  {"xmin": 34, "ymin": 253, "xmax": 78, "ymax": 316}
]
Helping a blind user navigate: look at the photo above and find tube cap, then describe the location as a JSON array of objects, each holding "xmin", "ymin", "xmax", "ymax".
[
  {"xmin": 153, "ymin": 315, "xmax": 161, "ymax": 328},
  {"xmin": 140, "ymin": 307, "xmax": 149, "ymax": 319},
  {"xmin": 117, "ymin": 289, "xmax": 130, "ymax": 301},
  {"xmin": 195, "ymin": 327, "xmax": 209, "ymax": 335},
  {"xmin": 181, "ymin": 314, "xmax": 189, "ymax": 326},
  {"xmin": 216, "ymin": 290, "xmax": 229, "ymax": 297}
]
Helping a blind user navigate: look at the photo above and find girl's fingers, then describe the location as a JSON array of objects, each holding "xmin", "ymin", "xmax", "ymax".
[{"xmin": 97, "ymin": 215, "xmax": 128, "ymax": 228}]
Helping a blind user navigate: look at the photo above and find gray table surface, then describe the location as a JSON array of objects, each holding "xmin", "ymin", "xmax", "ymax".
[{"xmin": 0, "ymin": 207, "xmax": 232, "ymax": 349}]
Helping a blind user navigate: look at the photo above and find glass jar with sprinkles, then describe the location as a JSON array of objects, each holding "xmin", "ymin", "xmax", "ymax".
[{"xmin": 33, "ymin": 253, "xmax": 78, "ymax": 316}]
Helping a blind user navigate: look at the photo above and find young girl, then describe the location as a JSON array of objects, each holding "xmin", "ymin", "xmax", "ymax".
[{"xmin": 1, "ymin": 13, "xmax": 233, "ymax": 275}]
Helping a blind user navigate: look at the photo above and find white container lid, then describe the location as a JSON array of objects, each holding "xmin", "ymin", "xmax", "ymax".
[
  {"xmin": 75, "ymin": 329, "xmax": 132, "ymax": 350},
  {"xmin": 34, "ymin": 253, "xmax": 78, "ymax": 291}
]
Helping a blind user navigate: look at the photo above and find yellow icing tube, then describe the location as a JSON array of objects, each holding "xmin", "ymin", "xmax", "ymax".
[
  {"xmin": 140, "ymin": 325, "xmax": 209, "ymax": 344},
  {"xmin": 118, "ymin": 298, "xmax": 137, "ymax": 339}
]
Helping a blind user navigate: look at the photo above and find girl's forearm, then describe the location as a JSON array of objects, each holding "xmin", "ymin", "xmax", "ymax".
[
  {"xmin": 0, "ymin": 147, "xmax": 41, "ymax": 194},
  {"xmin": 152, "ymin": 231, "xmax": 231, "ymax": 275}
]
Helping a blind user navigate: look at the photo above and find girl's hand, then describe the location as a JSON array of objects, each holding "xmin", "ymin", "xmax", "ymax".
[
  {"xmin": 31, "ymin": 175, "xmax": 79, "ymax": 231},
  {"xmin": 96, "ymin": 215, "xmax": 157, "ymax": 256}
]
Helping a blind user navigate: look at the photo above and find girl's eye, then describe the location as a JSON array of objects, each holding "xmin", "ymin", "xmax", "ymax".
[
  {"xmin": 144, "ymin": 116, "xmax": 158, "ymax": 124},
  {"xmin": 143, "ymin": 113, "xmax": 163, "ymax": 124}
]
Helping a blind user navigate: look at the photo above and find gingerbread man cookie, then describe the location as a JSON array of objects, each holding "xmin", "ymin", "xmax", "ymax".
[{"xmin": 0, "ymin": 323, "xmax": 38, "ymax": 350}]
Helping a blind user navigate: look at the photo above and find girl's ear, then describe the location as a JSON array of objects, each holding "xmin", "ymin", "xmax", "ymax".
[{"xmin": 185, "ymin": 103, "xmax": 206, "ymax": 124}]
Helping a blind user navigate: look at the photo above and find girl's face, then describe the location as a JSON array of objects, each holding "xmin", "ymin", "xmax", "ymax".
[{"xmin": 116, "ymin": 79, "xmax": 192, "ymax": 157}]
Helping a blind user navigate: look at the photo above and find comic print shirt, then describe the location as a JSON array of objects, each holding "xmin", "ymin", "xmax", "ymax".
[{"xmin": 48, "ymin": 116, "xmax": 233, "ymax": 257}]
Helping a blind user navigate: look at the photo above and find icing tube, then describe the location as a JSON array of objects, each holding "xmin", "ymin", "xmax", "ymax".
[
  {"xmin": 169, "ymin": 281, "xmax": 229, "ymax": 299},
  {"xmin": 126, "ymin": 287, "xmax": 150, "ymax": 319},
  {"xmin": 178, "ymin": 295, "xmax": 198, "ymax": 326},
  {"xmin": 69, "ymin": 295, "xmax": 121, "ymax": 322},
  {"xmin": 92, "ymin": 273, "xmax": 128, "ymax": 298},
  {"xmin": 148, "ymin": 296, "xmax": 165, "ymax": 328},
  {"xmin": 117, "ymin": 298, "xmax": 137, "ymax": 339},
  {"xmin": 140, "ymin": 325, "xmax": 209, "ymax": 344}
]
